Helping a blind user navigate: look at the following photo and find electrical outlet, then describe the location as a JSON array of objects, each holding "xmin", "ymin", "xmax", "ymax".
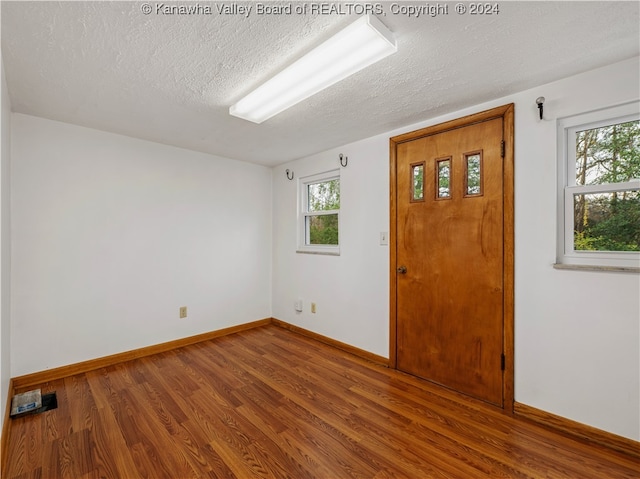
[
  {"xmin": 179, "ymin": 306, "xmax": 187, "ymax": 318},
  {"xmin": 311, "ymin": 303, "xmax": 317, "ymax": 314}
]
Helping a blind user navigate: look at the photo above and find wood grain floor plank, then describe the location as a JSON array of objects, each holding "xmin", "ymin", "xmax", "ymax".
[
  {"xmin": 240, "ymin": 333, "xmax": 507, "ymax": 478},
  {"xmin": 3, "ymin": 325, "xmax": 639, "ymax": 478},
  {"xmin": 119, "ymin": 386, "xmax": 199, "ymax": 479},
  {"xmin": 64, "ymin": 375, "xmax": 95, "ymax": 434},
  {"xmin": 87, "ymin": 407, "xmax": 137, "ymax": 479},
  {"xmin": 236, "ymin": 404, "xmax": 324, "ymax": 479},
  {"xmin": 259, "ymin": 339, "xmax": 514, "ymax": 478}
]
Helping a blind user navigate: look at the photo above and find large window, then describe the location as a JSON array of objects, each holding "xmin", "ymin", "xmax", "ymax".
[
  {"xmin": 557, "ymin": 102, "xmax": 640, "ymax": 269},
  {"xmin": 298, "ymin": 170, "xmax": 340, "ymax": 255}
]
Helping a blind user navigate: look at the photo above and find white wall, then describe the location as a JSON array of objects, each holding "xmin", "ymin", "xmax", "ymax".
[
  {"xmin": 513, "ymin": 58, "xmax": 639, "ymax": 442},
  {"xmin": 1, "ymin": 55, "xmax": 12, "ymax": 435},
  {"xmin": 272, "ymin": 139, "xmax": 391, "ymax": 356},
  {"xmin": 272, "ymin": 57, "xmax": 640, "ymax": 440},
  {"xmin": 11, "ymin": 114, "xmax": 272, "ymax": 376}
]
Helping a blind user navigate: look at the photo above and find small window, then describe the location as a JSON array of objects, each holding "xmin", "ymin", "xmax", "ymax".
[
  {"xmin": 411, "ymin": 163, "xmax": 425, "ymax": 201},
  {"xmin": 557, "ymin": 102, "xmax": 640, "ymax": 269},
  {"xmin": 298, "ymin": 171, "xmax": 340, "ymax": 255},
  {"xmin": 465, "ymin": 152, "xmax": 482, "ymax": 196},
  {"xmin": 436, "ymin": 158, "xmax": 451, "ymax": 199}
]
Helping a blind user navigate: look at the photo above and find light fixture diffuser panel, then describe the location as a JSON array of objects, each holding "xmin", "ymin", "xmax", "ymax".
[{"xmin": 229, "ymin": 15, "xmax": 397, "ymax": 124}]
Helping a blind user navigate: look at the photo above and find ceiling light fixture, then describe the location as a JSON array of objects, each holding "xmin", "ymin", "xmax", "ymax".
[{"xmin": 229, "ymin": 15, "xmax": 397, "ymax": 124}]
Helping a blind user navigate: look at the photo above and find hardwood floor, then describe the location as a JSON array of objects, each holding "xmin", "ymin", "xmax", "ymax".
[{"xmin": 2, "ymin": 325, "xmax": 639, "ymax": 478}]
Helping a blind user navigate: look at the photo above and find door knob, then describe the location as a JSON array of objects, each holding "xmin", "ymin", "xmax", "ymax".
[{"xmin": 397, "ymin": 266, "xmax": 407, "ymax": 274}]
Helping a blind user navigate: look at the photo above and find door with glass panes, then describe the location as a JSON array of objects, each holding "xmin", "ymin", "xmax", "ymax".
[{"xmin": 391, "ymin": 105, "xmax": 514, "ymax": 408}]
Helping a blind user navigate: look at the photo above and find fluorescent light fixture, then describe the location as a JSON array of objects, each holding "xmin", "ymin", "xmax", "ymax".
[{"xmin": 229, "ymin": 15, "xmax": 397, "ymax": 124}]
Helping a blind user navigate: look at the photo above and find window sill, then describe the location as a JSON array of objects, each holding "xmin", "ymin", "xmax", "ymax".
[
  {"xmin": 296, "ymin": 249, "xmax": 340, "ymax": 256},
  {"xmin": 553, "ymin": 263, "xmax": 640, "ymax": 274}
]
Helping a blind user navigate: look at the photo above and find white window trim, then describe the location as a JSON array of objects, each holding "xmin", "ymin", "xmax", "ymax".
[
  {"xmin": 556, "ymin": 101, "xmax": 640, "ymax": 270},
  {"xmin": 297, "ymin": 170, "xmax": 340, "ymax": 256}
]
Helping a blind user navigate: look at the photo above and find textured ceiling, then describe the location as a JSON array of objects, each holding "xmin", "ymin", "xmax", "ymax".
[{"xmin": 2, "ymin": 1, "xmax": 639, "ymax": 166}]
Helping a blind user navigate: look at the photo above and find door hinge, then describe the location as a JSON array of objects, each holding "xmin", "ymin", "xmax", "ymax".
[
  {"xmin": 500, "ymin": 140, "xmax": 505, "ymax": 158},
  {"xmin": 501, "ymin": 353, "xmax": 506, "ymax": 371}
]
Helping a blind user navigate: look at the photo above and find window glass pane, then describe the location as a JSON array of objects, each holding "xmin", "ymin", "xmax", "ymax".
[
  {"xmin": 575, "ymin": 120, "xmax": 640, "ymax": 186},
  {"xmin": 308, "ymin": 179, "xmax": 340, "ymax": 212},
  {"xmin": 412, "ymin": 164, "xmax": 424, "ymax": 201},
  {"xmin": 573, "ymin": 190, "xmax": 640, "ymax": 251},
  {"xmin": 466, "ymin": 154, "xmax": 482, "ymax": 195},
  {"xmin": 437, "ymin": 159, "xmax": 451, "ymax": 198},
  {"xmin": 307, "ymin": 214, "xmax": 339, "ymax": 245}
]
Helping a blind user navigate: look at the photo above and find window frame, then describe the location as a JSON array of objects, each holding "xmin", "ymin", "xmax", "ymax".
[
  {"xmin": 297, "ymin": 170, "xmax": 340, "ymax": 256},
  {"xmin": 556, "ymin": 101, "xmax": 640, "ymax": 269}
]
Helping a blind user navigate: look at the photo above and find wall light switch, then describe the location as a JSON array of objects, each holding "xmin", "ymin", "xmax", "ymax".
[
  {"xmin": 380, "ymin": 232, "xmax": 389, "ymax": 245},
  {"xmin": 179, "ymin": 306, "xmax": 187, "ymax": 318}
]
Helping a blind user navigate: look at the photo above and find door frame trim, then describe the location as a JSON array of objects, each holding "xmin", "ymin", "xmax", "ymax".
[{"xmin": 389, "ymin": 104, "xmax": 515, "ymax": 412}]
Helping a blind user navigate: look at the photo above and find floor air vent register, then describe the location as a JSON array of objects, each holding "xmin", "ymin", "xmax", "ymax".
[{"xmin": 9, "ymin": 389, "xmax": 58, "ymax": 418}]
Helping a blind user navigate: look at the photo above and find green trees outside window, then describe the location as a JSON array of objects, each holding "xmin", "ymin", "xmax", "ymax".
[
  {"xmin": 307, "ymin": 178, "xmax": 339, "ymax": 245},
  {"xmin": 574, "ymin": 120, "xmax": 640, "ymax": 251}
]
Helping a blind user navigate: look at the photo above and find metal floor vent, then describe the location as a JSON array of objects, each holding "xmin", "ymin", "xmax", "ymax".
[{"xmin": 10, "ymin": 389, "xmax": 58, "ymax": 418}]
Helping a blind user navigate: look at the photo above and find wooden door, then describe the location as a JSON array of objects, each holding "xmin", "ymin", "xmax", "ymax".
[{"xmin": 390, "ymin": 105, "xmax": 514, "ymax": 408}]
